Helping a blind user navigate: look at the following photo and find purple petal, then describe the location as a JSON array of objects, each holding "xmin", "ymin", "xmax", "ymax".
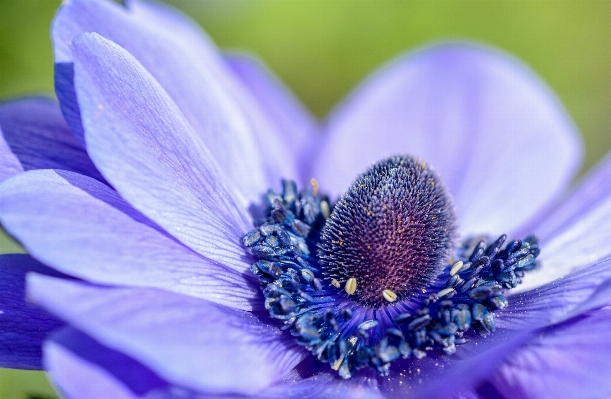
[
  {"xmin": 512, "ymin": 149, "xmax": 611, "ymax": 290},
  {"xmin": 226, "ymin": 52, "xmax": 320, "ymax": 183},
  {"xmin": 53, "ymin": 0, "xmax": 297, "ymax": 200},
  {"xmin": 46, "ymin": 341, "xmax": 137, "ymax": 399},
  {"xmin": 252, "ymin": 330, "xmax": 531, "ymax": 399},
  {"xmin": 28, "ymin": 275, "xmax": 306, "ymax": 395},
  {"xmin": 534, "ymin": 151, "xmax": 611, "ymax": 242},
  {"xmin": 260, "ymin": 372, "xmax": 383, "ymax": 399},
  {"xmin": 243, "ymin": 357, "xmax": 382, "ymax": 399},
  {"xmin": 45, "ymin": 328, "xmax": 167, "ymax": 399},
  {"xmin": 520, "ymin": 196, "xmax": 611, "ymax": 291},
  {"xmin": 0, "ymin": 97, "xmax": 103, "ymax": 183},
  {"xmin": 490, "ymin": 308, "xmax": 611, "ymax": 399},
  {"xmin": 314, "ymin": 43, "xmax": 582, "ymax": 236},
  {"xmin": 49, "ymin": 342, "xmax": 383, "ymax": 399},
  {"xmin": 0, "ymin": 169, "xmax": 260, "ymax": 311},
  {"xmin": 378, "ymin": 329, "xmax": 533, "ymax": 399},
  {"xmin": 451, "ymin": 391, "xmax": 480, "ymax": 399},
  {"xmin": 54, "ymin": 62, "xmax": 85, "ymax": 149},
  {"xmin": 0, "ymin": 254, "xmax": 64, "ymax": 369},
  {"xmin": 70, "ymin": 32, "xmax": 256, "ymax": 264},
  {"xmin": 498, "ymin": 258, "xmax": 611, "ymax": 330},
  {"xmin": 0, "ymin": 125, "xmax": 22, "ymax": 182}
]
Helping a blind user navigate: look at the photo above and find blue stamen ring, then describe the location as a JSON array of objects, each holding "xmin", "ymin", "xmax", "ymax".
[{"xmin": 243, "ymin": 155, "xmax": 540, "ymax": 378}]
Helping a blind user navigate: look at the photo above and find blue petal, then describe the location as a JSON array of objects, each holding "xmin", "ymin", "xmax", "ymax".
[
  {"xmin": 0, "ymin": 124, "xmax": 22, "ymax": 182},
  {"xmin": 260, "ymin": 371, "xmax": 383, "ymax": 399},
  {"xmin": 490, "ymin": 308, "xmax": 611, "ymax": 399},
  {"xmin": 517, "ymin": 149, "xmax": 611, "ymax": 290},
  {"xmin": 70, "ymin": 32, "xmax": 256, "ymax": 262},
  {"xmin": 47, "ymin": 339, "xmax": 383, "ymax": 399},
  {"xmin": 226, "ymin": 52, "xmax": 320, "ymax": 185},
  {"xmin": 500, "ymin": 258, "xmax": 611, "ymax": 330},
  {"xmin": 533, "ymin": 151, "xmax": 611, "ymax": 242},
  {"xmin": 45, "ymin": 328, "xmax": 167, "ymax": 399},
  {"xmin": 0, "ymin": 97, "xmax": 103, "ymax": 183},
  {"xmin": 0, "ymin": 254, "xmax": 64, "ymax": 369},
  {"xmin": 378, "ymin": 329, "xmax": 533, "ymax": 399},
  {"xmin": 28, "ymin": 275, "xmax": 306, "ymax": 395},
  {"xmin": 521, "ymin": 197, "xmax": 611, "ymax": 291},
  {"xmin": 0, "ymin": 169, "xmax": 260, "ymax": 311},
  {"xmin": 314, "ymin": 43, "xmax": 582, "ymax": 236},
  {"xmin": 54, "ymin": 62, "xmax": 85, "ymax": 149},
  {"xmin": 53, "ymin": 0, "xmax": 297, "ymax": 200}
]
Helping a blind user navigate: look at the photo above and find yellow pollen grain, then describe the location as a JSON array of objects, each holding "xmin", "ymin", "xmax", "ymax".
[
  {"xmin": 345, "ymin": 277, "xmax": 357, "ymax": 295},
  {"xmin": 331, "ymin": 279, "xmax": 340, "ymax": 288},
  {"xmin": 438, "ymin": 287, "xmax": 455, "ymax": 298},
  {"xmin": 332, "ymin": 336, "xmax": 358, "ymax": 370},
  {"xmin": 382, "ymin": 289, "xmax": 397, "ymax": 302},
  {"xmin": 331, "ymin": 357, "xmax": 343, "ymax": 371},
  {"xmin": 320, "ymin": 200, "xmax": 330, "ymax": 219},
  {"xmin": 310, "ymin": 178, "xmax": 319, "ymax": 196},
  {"xmin": 450, "ymin": 261, "xmax": 464, "ymax": 276}
]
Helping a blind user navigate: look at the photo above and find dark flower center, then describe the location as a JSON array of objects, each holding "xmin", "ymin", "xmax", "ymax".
[
  {"xmin": 242, "ymin": 155, "xmax": 540, "ymax": 379},
  {"xmin": 318, "ymin": 156, "xmax": 455, "ymax": 308}
]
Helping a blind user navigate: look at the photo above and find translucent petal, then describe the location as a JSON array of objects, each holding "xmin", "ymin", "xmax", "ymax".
[
  {"xmin": 0, "ymin": 97, "xmax": 103, "ymax": 183},
  {"xmin": 28, "ymin": 275, "xmax": 306, "ymax": 395},
  {"xmin": 0, "ymin": 170, "xmax": 259, "ymax": 311},
  {"xmin": 53, "ymin": 0, "xmax": 297, "ymax": 200},
  {"xmin": 71, "ymin": 33, "xmax": 254, "ymax": 262},
  {"xmin": 0, "ymin": 254, "xmax": 64, "ymax": 369},
  {"xmin": 314, "ymin": 43, "xmax": 582, "ymax": 236}
]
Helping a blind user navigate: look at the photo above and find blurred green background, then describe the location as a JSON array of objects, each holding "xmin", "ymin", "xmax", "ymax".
[{"xmin": 1, "ymin": 0, "xmax": 611, "ymax": 396}]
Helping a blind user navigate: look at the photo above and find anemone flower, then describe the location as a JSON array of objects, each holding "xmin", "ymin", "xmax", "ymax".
[{"xmin": 2, "ymin": 0, "xmax": 611, "ymax": 398}]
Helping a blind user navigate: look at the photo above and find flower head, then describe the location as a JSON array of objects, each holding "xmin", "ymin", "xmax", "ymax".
[{"xmin": 1, "ymin": 0, "xmax": 611, "ymax": 398}]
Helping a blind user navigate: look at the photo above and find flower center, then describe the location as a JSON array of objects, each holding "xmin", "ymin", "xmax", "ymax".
[
  {"xmin": 242, "ymin": 155, "xmax": 541, "ymax": 379},
  {"xmin": 318, "ymin": 156, "xmax": 455, "ymax": 308}
]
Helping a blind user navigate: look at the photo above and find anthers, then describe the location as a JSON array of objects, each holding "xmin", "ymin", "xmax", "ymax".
[{"xmin": 243, "ymin": 161, "xmax": 540, "ymax": 379}]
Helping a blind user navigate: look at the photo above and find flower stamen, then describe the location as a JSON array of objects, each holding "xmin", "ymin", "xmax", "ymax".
[
  {"xmin": 243, "ymin": 158, "xmax": 540, "ymax": 379},
  {"xmin": 345, "ymin": 277, "xmax": 357, "ymax": 295}
]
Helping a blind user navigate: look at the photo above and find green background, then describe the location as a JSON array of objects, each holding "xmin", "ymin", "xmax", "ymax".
[{"xmin": 1, "ymin": 0, "xmax": 611, "ymax": 396}]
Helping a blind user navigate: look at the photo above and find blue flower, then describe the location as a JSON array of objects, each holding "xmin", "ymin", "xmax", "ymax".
[{"xmin": 1, "ymin": 0, "xmax": 611, "ymax": 398}]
